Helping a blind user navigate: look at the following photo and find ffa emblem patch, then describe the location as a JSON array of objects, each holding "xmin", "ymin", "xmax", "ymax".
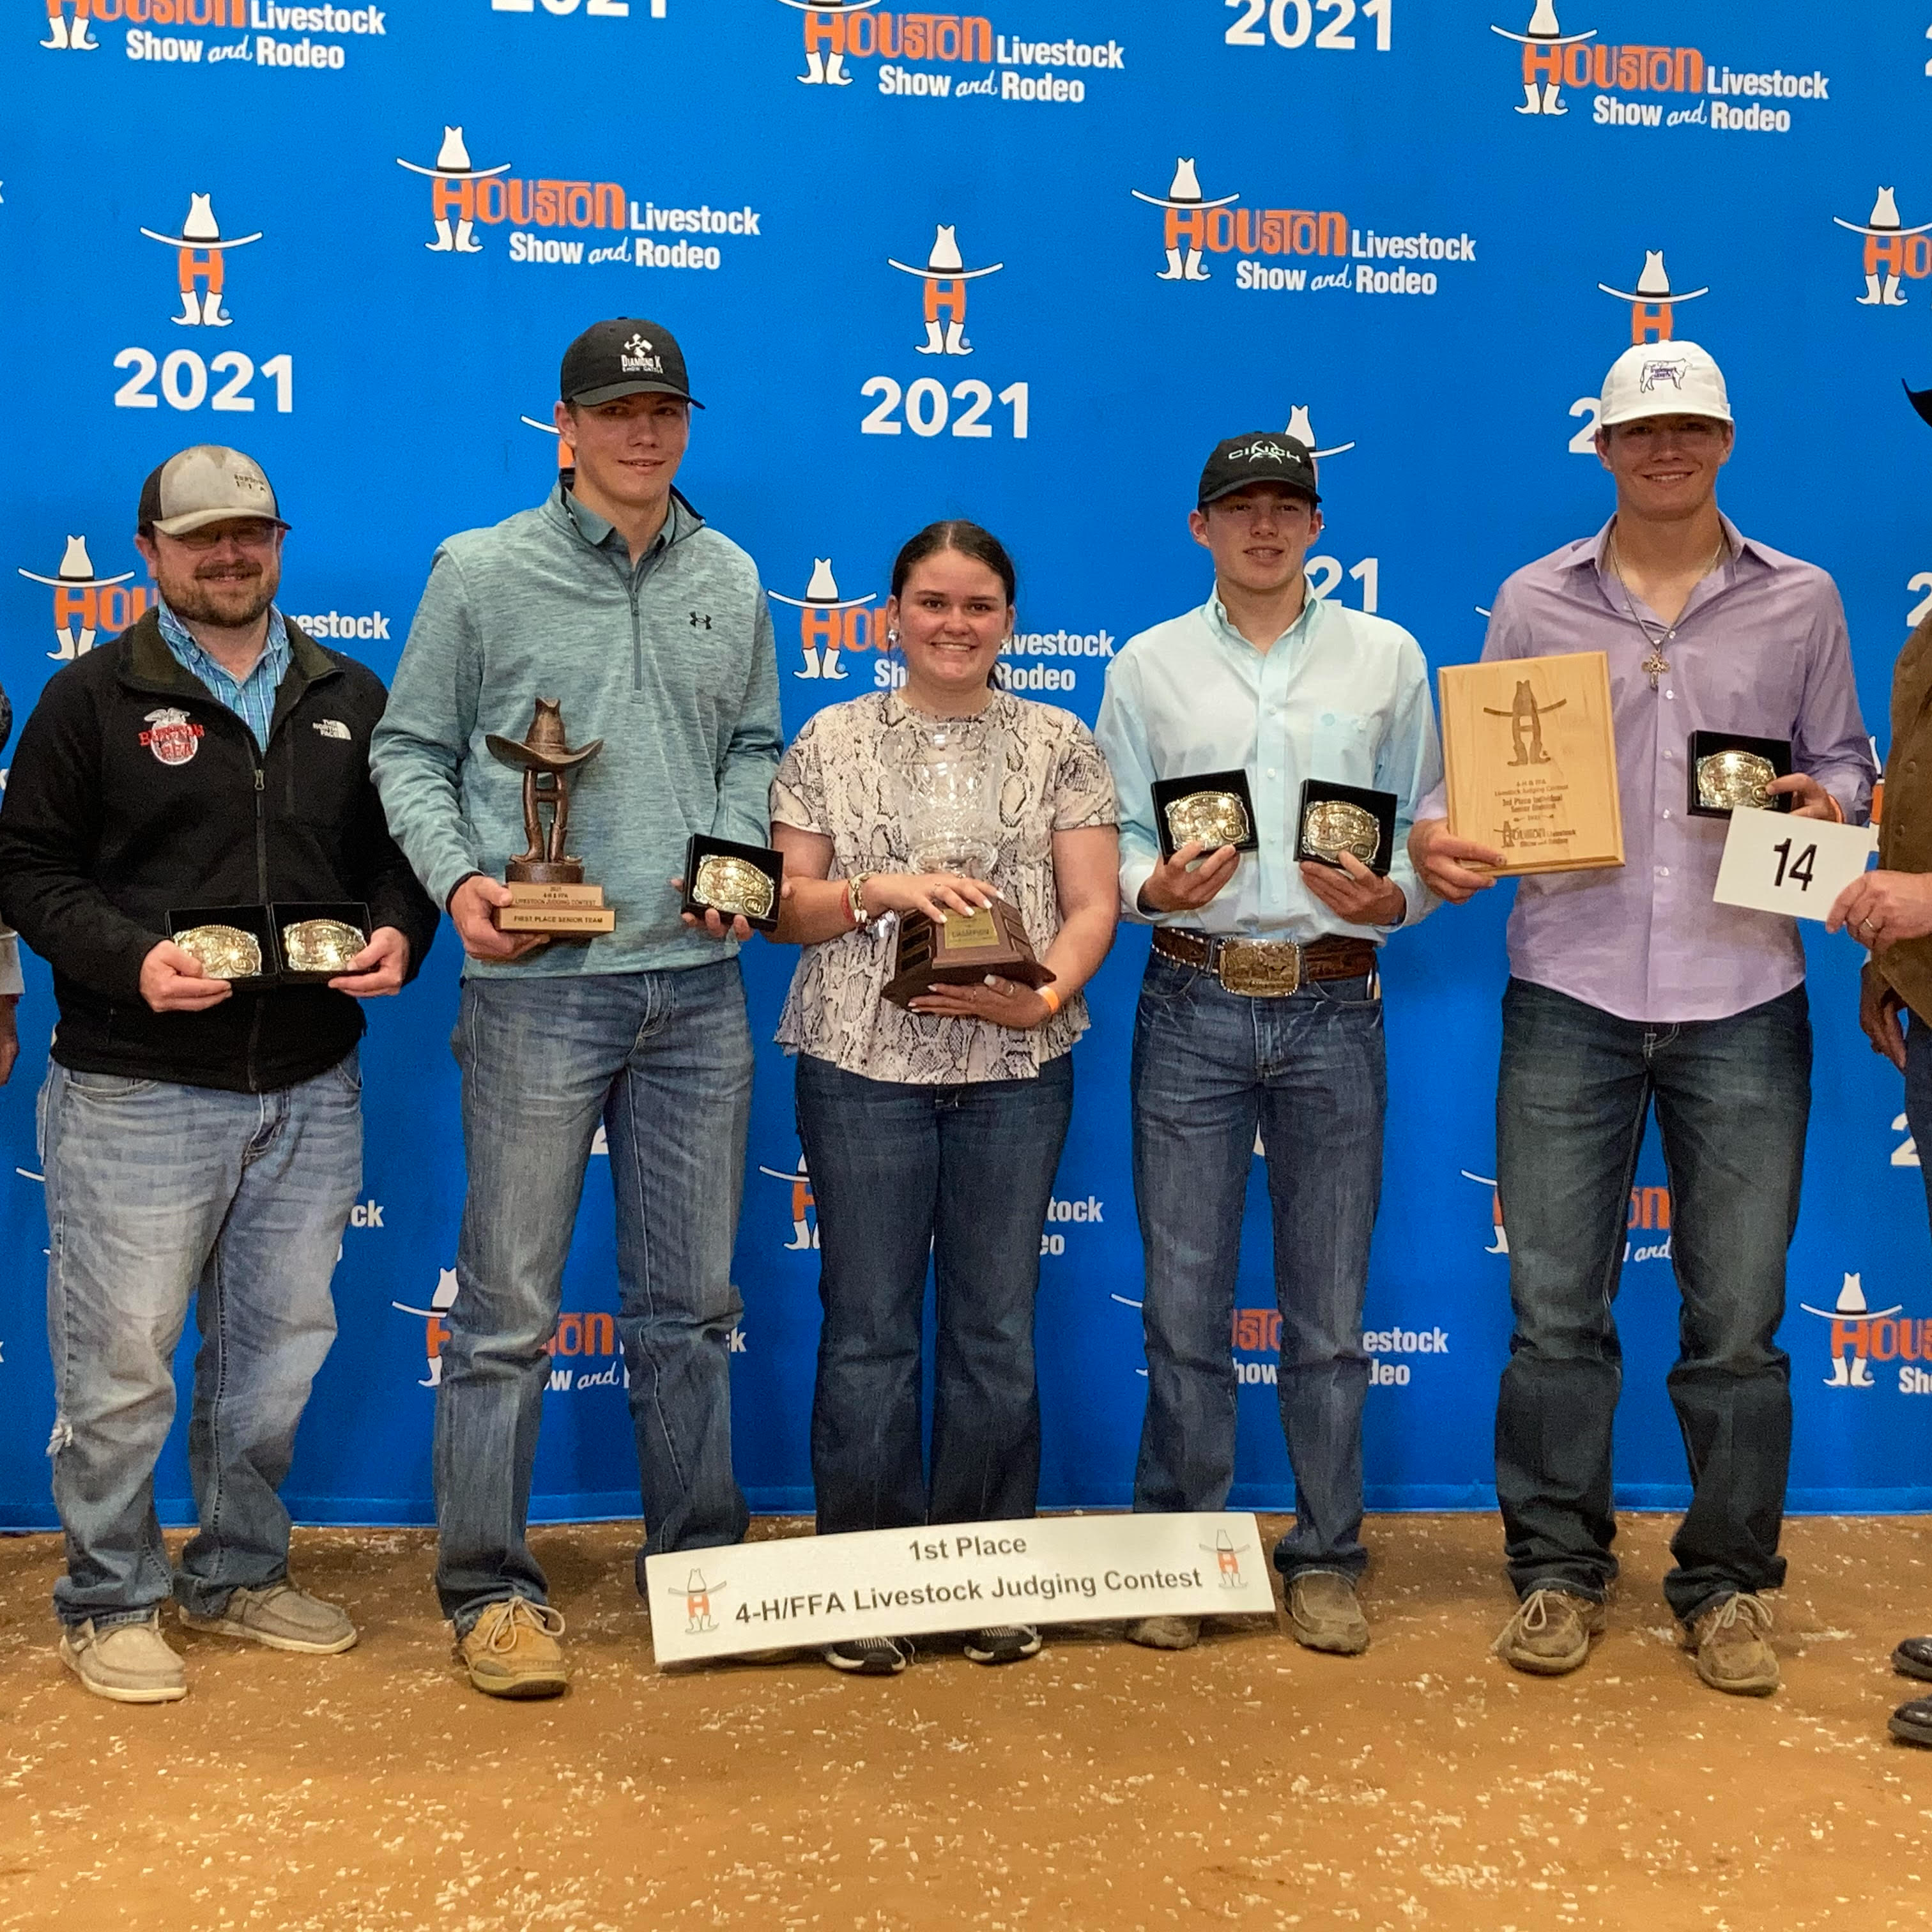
[{"xmin": 140, "ymin": 707, "xmax": 204, "ymax": 766}]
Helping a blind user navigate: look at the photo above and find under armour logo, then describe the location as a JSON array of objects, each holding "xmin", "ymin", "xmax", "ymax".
[{"xmin": 689, "ymin": 611, "xmax": 711, "ymax": 630}]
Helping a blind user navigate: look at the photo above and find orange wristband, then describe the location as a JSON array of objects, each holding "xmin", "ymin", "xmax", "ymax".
[{"xmin": 1038, "ymin": 985, "xmax": 1062, "ymax": 1018}]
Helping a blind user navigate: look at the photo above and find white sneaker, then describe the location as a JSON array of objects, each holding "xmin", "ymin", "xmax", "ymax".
[{"xmin": 61, "ymin": 1612, "xmax": 188, "ymax": 1703}]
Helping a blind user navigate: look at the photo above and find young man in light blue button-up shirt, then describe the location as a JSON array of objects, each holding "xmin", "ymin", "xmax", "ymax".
[{"xmin": 1096, "ymin": 432, "xmax": 1442, "ymax": 1657}]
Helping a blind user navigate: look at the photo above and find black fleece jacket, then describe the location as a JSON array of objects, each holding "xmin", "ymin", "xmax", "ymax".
[{"xmin": 0, "ymin": 610, "xmax": 438, "ymax": 1092}]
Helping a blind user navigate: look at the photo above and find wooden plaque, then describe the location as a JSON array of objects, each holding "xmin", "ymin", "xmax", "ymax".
[{"xmin": 1438, "ymin": 650, "xmax": 1625, "ymax": 876}]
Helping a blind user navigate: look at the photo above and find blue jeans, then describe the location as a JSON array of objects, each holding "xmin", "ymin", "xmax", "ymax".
[
  {"xmin": 1905, "ymin": 1013, "xmax": 1932, "ymax": 1229},
  {"xmin": 795, "ymin": 1050, "xmax": 1074, "ymax": 1534},
  {"xmin": 1494, "ymin": 977, "xmax": 1809, "ymax": 1625},
  {"xmin": 1130, "ymin": 952, "xmax": 1386, "ymax": 1581},
  {"xmin": 38, "ymin": 1055, "xmax": 362, "ymax": 1629},
  {"xmin": 437, "ymin": 963, "xmax": 752, "ymax": 1629}
]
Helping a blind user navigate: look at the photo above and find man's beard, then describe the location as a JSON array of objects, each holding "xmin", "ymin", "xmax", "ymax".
[{"xmin": 163, "ymin": 562, "xmax": 278, "ymax": 629}]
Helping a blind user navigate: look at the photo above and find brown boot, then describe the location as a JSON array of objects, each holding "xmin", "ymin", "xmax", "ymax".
[
  {"xmin": 1685, "ymin": 1593, "xmax": 1778, "ymax": 1697},
  {"xmin": 457, "ymin": 1598, "xmax": 568, "ymax": 1699},
  {"xmin": 1492, "ymin": 1588, "xmax": 1604, "ymax": 1676},
  {"xmin": 1287, "ymin": 1572, "xmax": 1370, "ymax": 1655}
]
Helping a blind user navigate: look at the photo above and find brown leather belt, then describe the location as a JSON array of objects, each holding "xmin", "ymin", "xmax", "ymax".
[{"xmin": 1152, "ymin": 927, "xmax": 1378, "ymax": 998}]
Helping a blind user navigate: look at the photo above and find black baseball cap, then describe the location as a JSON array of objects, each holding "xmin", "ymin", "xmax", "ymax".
[
  {"xmin": 560, "ymin": 318, "xmax": 704, "ymax": 409},
  {"xmin": 1197, "ymin": 432, "xmax": 1321, "ymax": 509}
]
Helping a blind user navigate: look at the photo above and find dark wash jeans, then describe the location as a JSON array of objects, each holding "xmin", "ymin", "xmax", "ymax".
[
  {"xmin": 794, "ymin": 1050, "xmax": 1074, "ymax": 1536},
  {"xmin": 436, "ymin": 964, "xmax": 753, "ymax": 1630},
  {"xmin": 1130, "ymin": 951, "xmax": 1386, "ymax": 1581},
  {"xmin": 1904, "ymin": 1013, "xmax": 1932, "ymax": 1229},
  {"xmin": 1494, "ymin": 977, "xmax": 1810, "ymax": 1625}
]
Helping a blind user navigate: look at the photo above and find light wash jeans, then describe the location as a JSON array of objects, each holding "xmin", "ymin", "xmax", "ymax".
[
  {"xmin": 1130, "ymin": 951, "xmax": 1386, "ymax": 1581},
  {"xmin": 1494, "ymin": 977, "xmax": 1809, "ymax": 1625},
  {"xmin": 39, "ymin": 1055, "xmax": 362, "ymax": 1629},
  {"xmin": 436, "ymin": 963, "xmax": 753, "ymax": 1630}
]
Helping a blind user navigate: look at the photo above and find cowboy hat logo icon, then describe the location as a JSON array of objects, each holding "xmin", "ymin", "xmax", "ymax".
[
  {"xmin": 140, "ymin": 194, "xmax": 262, "ymax": 328},
  {"xmin": 1286, "ymin": 406, "xmax": 1354, "ymax": 460},
  {"xmin": 887, "ymin": 225, "xmax": 1002, "ymax": 356},
  {"xmin": 1198, "ymin": 1528, "xmax": 1252, "ymax": 1588},
  {"xmin": 1802, "ymin": 1272, "xmax": 1905, "ymax": 1389},
  {"xmin": 1597, "ymin": 250, "xmax": 1708, "ymax": 343},
  {"xmin": 673, "ymin": 1568, "xmax": 728, "ymax": 1633},
  {"xmin": 1490, "ymin": 2, "xmax": 1595, "ymax": 116},
  {"xmin": 396, "ymin": 126, "xmax": 512, "ymax": 253},
  {"xmin": 1132, "ymin": 158, "xmax": 1239, "ymax": 282},
  {"xmin": 19, "ymin": 535, "xmax": 139, "ymax": 661},
  {"xmin": 1834, "ymin": 187, "xmax": 1932, "ymax": 308},
  {"xmin": 770, "ymin": 561, "xmax": 875, "ymax": 682}
]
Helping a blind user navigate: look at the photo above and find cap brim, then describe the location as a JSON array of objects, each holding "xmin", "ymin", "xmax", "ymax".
[
  {"xmin": 149, "ymin": 509, "xmax": 291, "ymax": 537},
  {"xmin": 1198, "ymin": 477, "xmax": 1321, "ymax": 509},
  {"xmin": 569, "ymin": 379, "xmax": 705, "ymax": 410},
  {"xmin": 1598, "ymin": 400, "xmax": 1733, "ymax": 427}
]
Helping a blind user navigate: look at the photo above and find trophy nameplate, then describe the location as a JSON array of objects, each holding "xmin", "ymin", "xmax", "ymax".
[
  {"xmin": 1296, "ymin": 780, "xmax": 1397, "ymax": 876},
  {"xmin": 681, "ymin": 834, "xmax": 784, "ymax": 935},
  {"xmin": 485, "ymin": 699, "xmax": 613, "ymax": 937},
  {"xmin": 1438, "ymin": 651, "xmax": 1625, "ymax": 875},
  {"xmin": 882, "ymin": 895, "xmax": 1057, "ymax": 1011},
  {"xmin": 1688, "ymin": 732, "xmax": 1793, "ymax": 819},
  {"xmin": 1150, "ymin": 770, "xmax": 1261, "ymax": 861}
]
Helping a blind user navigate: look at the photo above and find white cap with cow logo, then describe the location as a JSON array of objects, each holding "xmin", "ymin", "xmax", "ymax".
[
  {"xmin": 1598, "ymin": 338, "xmax": 1733, "ymax": 427},
  {"xmin": 137, "ymin": 445, "xmax": 289, "ymax": 538}
]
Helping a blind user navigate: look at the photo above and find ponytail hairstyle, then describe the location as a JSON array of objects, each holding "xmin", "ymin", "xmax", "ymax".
[{"xmin": 889, "ymin": 520, "xmax": 1016, "ymax": 689}]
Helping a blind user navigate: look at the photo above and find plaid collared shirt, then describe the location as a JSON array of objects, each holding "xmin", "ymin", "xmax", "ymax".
[{"xmin": 157, "ymin": 600, "xmax": 291, "ymax": 754}]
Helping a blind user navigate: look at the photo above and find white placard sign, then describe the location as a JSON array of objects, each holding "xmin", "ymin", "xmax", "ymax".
[
  {"xmin": 643, "ymin": 1512, "xmax": 1275, "ymax": 1666},
  {"xmin": 1713, "ymin": 806, "xmax": 1876, "ymax": 921}
]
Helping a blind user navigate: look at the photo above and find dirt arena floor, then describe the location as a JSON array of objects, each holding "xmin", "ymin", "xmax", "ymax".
[{"xmin": 1, "ymin": 1512, "xmax": 1929, "ymax": 1931}]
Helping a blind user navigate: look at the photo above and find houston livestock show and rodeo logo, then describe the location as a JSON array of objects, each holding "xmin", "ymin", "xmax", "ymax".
[
  {"xmin": 395, "ymin": 124, "xmax": 765, "ymax": 271},
  {"xmin": 772, "ymin": 0, "xmax": 1125, "ymax": 104},
  {"xmin": 38, "ymin": 0, "xmax": 387, "ymax": 68},
  {"xmin": 1488, "ymin": 0, "xmax": 1831, "ymax": 131},
  {"xmin": 1130, "ymin": 156, "xmax": 1476, "ymax": 299}
]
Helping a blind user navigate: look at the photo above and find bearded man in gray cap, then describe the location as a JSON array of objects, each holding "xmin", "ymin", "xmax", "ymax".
[
  {"xmin": 373, "ymin": 318, "xmax": 782, "ymax": 1698},
  {"xmin": 0, "ymin": 444, "xmax": 439, "ymax": 1705}
]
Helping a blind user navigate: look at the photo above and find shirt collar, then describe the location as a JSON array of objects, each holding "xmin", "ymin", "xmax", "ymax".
[
  {"xmin": 157, "ymin": 598, "xmax": 289, "ymax": 679},
  {"xmin": 561, "ymin": 483, "xmax": 688, "ymax": 556},
  {"xmin": 1567, "ymin": 512, "xmax": 1776, "ymax": 576},
  {"xmin": 1203, "ymin": 585, "xmax": 1324, "ymax": 652}
]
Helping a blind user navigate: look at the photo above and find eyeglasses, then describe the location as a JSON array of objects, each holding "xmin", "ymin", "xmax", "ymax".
[{"xmin": 163, "ymin": 520, "xmax": 282, "ymax": 551}]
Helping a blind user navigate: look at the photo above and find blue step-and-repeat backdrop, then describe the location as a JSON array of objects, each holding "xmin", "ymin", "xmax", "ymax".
[{"xmin": 4, "ymin": 0, "xmax": 1931, "ymax": 1530}]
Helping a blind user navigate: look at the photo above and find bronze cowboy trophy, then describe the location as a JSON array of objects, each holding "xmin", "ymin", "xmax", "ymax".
[{"xmin": 485, "ymin": 699, "xmax": 617, "ymax": 936}]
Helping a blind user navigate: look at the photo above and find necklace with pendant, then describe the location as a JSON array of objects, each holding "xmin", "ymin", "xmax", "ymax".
[{"xmin": 1606, "ymin": 527, "xmax": 1728, "ymax": 691}]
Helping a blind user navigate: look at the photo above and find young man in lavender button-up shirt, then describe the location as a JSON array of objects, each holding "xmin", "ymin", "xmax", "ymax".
[{"xmin": 1410, "ymin": 340, "xmax": 1875, "ymax": 1699}]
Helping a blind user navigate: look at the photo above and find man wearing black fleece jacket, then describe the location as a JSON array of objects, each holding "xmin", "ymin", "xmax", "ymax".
[{"xmin": 0, "ymin": 446, "xmax": 437, "ymax": 1705}]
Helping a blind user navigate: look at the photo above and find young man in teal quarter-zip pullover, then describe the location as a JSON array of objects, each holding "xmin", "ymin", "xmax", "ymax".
[{"xmin": 372, "ymin": 318, "xmax": 783, "ymax": 1699}]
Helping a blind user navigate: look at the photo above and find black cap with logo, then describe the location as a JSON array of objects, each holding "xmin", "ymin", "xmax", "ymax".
[
  {"xmin": 1197, "ymin": 432, "xmax": 1321, "ymax": 509},
  {"xmin": 560, "ymin": 318, "xmax": 705, "ymax": 409}
]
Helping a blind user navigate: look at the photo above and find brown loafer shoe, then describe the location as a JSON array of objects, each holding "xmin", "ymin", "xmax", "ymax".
[
  {"xmin": 1492, "ymin": 1588, "xmax": 1605, "ymax": 1676},
  {"xmin": 458, "ymin": 1598, "xmax": 568, "ymax": 1699},
  {"xmin": 1287, "ymin": 1571, "xmax": 1370, "ymax": 1655},
  {"xmin": 1685, "ymin": 1592, "xmax": 1778, "ymax": 1697},
  {"xmin": 1124, "ymin": 1615, "xmax": 1201, "ymax": 1651}
]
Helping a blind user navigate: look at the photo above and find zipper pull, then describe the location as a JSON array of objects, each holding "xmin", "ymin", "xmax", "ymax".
[{"xmin": 255, "ymin": 768, "xmax": 265, "ymax": 791}]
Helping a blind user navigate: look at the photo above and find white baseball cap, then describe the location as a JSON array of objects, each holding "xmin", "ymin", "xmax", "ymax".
[{"xmin": 1598, "ymin": 339, "xmax": 1733, "ymax": 427}]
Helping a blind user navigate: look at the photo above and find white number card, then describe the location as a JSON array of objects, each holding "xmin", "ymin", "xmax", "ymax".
[{"xmin": 1713, "ymin": 806, "xmax": 1876, "ymax": 921}]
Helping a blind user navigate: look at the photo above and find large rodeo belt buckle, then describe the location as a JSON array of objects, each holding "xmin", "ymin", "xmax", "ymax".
[{"xmin": 1216, "ymin": 939, "xmax": 1301, "ymax": 998}]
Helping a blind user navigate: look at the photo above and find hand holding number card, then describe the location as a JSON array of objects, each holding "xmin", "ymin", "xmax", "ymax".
[{"xmin": 1713, "ymin": 805, "xmax": 1875, "ymax": 921}]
